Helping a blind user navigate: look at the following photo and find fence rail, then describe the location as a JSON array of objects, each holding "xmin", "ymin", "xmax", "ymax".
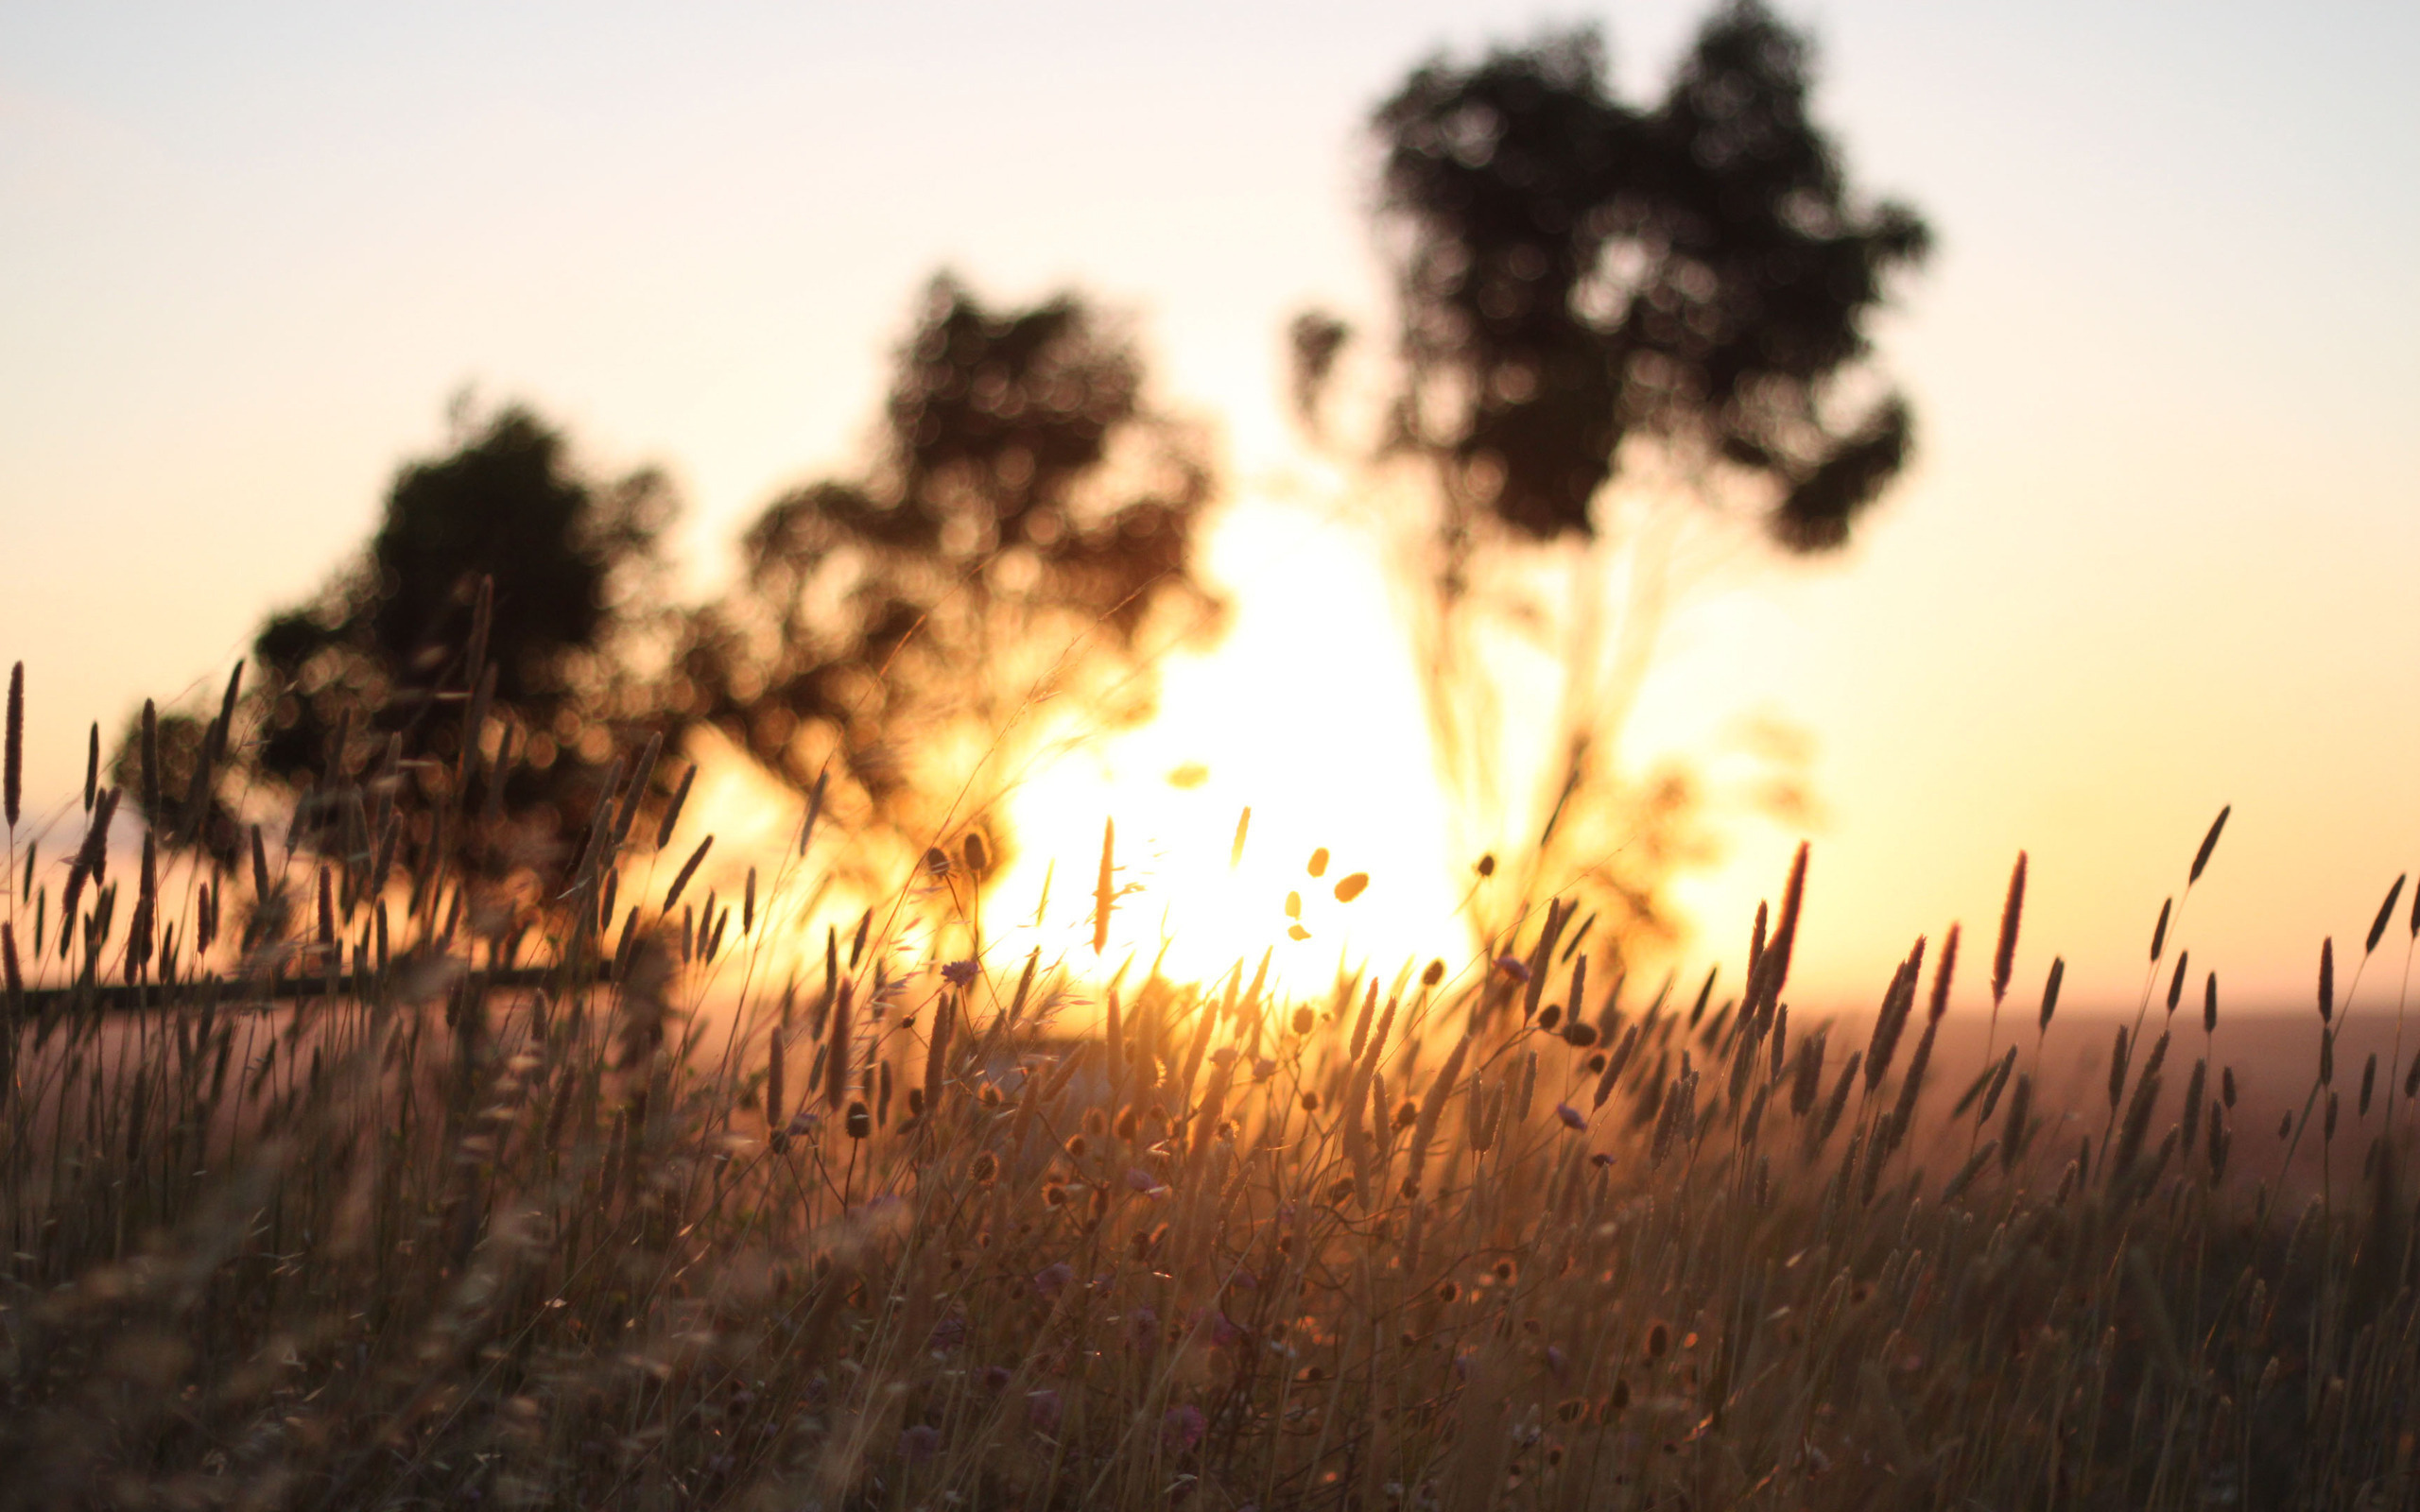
[{"xmin": 5, "ymin": 964, "xmax": 613, "ymax": 1018}]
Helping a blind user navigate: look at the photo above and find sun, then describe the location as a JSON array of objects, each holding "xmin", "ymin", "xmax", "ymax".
[{"xmin": 979, "ymin": 500, "xmax": 1471, "ymax": 996}]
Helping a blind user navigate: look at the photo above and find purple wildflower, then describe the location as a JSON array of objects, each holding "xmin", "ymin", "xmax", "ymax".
[
  {"xmin": 1163, "ymin": 1403, "xmax": 1207, "ymax": 1452},
  {"xmin": 1127, "ymin": 1306, "xmax": 1161, "ymax": 1354}
]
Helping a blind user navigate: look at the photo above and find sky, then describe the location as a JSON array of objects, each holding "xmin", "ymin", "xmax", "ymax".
[{"xmin": 3, "ymin": 2, "xmax": 2417, "ymax": 1014}]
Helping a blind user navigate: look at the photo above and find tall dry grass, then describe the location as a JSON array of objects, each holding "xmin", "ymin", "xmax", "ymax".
[{"xmin": 2, "ymin": 665, "xmax": 2417, "ymax": 1511}]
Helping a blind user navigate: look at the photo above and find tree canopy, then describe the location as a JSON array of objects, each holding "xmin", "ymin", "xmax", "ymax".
[
  {"xmin": 1376, "ymin": 2, "xmax": 1928, "ymax": 550},
  {"xmin": 187, "ymin": 276, "xmax": 1211, "ymax": 908},
  {"xmin": 1356, "ymin": 1, "xmax": 1929, "ymax": 952},
  {"xmin": 245, "ymin": 404, "xmax": 677, "ymax": 868},
  {"xmin": 670, "ymin": 275, "xmax": 1219, "ymax": 871}
]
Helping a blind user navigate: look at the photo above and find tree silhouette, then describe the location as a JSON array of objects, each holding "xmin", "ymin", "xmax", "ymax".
[
  {"xmin": 1357, "ymin": 1, "xmax": 1928, "ymax": 947},
  {"xmin": 109, "ymin": 699, "xmax": 244, "ymax": 873},
  {"xmin": 1377, "ymin": 4, "xmax": 1927, "ymax": 551},
  {"xmin": 672, "ymin": 275, "xmax": 1219, "ymax": 878},
  {"xmin": 244, "ymin": 404, "xmax": 678, "ymax": 874}
]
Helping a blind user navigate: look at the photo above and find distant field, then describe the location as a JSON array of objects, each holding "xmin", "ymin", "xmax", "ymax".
[{"xmin": 1827, "ymin": 1005, "xmax": 2417, "ymax": 1201}]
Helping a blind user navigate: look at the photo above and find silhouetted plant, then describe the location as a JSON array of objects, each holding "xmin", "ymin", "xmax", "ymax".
[
  {"xmin": 107, "ymin": 702, "xmax": 244, "ymax": 873},
  {"xmin": 1375, "ymin": 4, "xmax": 1927, "ymax": 550},
  {"xmin": 672, "ymin": 275, "xmax": 1220, "ymax": 880},
  {"xmin": 244, "ymin": 403, "xmax": 679, "ymax": 878},
  {"xmin": 1328, "ymin": 1, "xmax": 1927, "ymax": 951}
]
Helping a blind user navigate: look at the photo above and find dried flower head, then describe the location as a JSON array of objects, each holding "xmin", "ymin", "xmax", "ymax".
[{"xmin": 1162, "ymin": 1403, "xmax": 1206, "ymax": 1452}]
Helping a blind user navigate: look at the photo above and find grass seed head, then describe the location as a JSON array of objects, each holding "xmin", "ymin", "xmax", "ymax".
[
  {"xmin": 2369, "ymin": 875, "xmax": 2406, "ymax": 955},
  {"xmin": 2, "ymin": 662, "xmax": 19, "ymax": 828},
  {"xmin": 2190, "ymin": 804, "xmax": 2230, "ymax": 884}
]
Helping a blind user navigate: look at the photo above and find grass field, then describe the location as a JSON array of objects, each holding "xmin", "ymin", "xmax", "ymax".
[{"xmin": 3, "ymin": 671, "xmax": 2417, "ymax": 1511}]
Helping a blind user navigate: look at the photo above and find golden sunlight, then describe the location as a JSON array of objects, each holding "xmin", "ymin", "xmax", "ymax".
[{"xmin": 986, "ymin": 498, "xmax": 1467, "ymax": 989}]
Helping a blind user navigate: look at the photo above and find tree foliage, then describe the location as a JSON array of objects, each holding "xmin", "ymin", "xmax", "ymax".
[
  {"xmin": 670, "ymin": 276, "xmax": 1219, "ymax": 870},
  {"xmin": 185, "ymin": 278, "xmax": 1209, "ymax": 906},
  {"xmin": 245, "ymin": 404, "xmax": 677, "ymax": 869},
  {"xmin": 109, "ymin": 701, "xmax": 244, "ymax": 873},
  {"xmin": 1353, "ymin": 1, "xmax": 1928, "ymax": 951},
  {"xmin": 1376, "ymin": 2, "xmax": 1928, "ymax": 551}
]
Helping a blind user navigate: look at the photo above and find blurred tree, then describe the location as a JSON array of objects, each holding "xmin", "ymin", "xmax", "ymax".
[
  {"xmin": 1375, "ymin": 9, "xmax": 1927, "ymax": 550},
  {"xmin": 671, "ymin": 275, "xmax": 1220, "ymax": 882},
  {"xmin": 1338, "ymin": 1, "xmax": 1927, "ymax": 948},
  {"xmin": 243, "ymin": 403, "xmax": 679, "ymax": 878},
  {"xmin": 110, "ymin": 699, "xmax": 245, "ymax": 873}
]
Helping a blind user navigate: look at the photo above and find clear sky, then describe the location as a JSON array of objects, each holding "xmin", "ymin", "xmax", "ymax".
[{"xmin": 5, "ymin": 2, "xmax": 2417, "ymax": 1013}]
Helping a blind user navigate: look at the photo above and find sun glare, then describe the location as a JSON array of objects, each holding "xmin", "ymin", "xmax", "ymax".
[
  {"xmin": 667, "ymin": 482, "xmax": 1829, "ymax": 1009},
  {"xmin": 983, "ymin": 496, "xmax": 1468, "ymax": 991},
  {"xmin": 655, "ymin": 494, "xmax": 1471, "ymax": 1005}
]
